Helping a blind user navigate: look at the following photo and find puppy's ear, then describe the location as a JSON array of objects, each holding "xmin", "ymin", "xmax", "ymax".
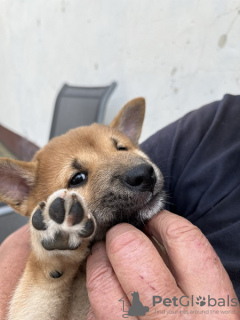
[
  {"xmin": 110, "ymin": 97, "xmax": 145, "ymax": 145},
  {"xmin": 0, "ymin": 158, "xmax": 37, "ymax": 215}
]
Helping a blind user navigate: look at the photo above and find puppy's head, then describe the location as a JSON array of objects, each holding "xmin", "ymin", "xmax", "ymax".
[{"xmin": 0, "ymin": 98, "xmax": 165, "ymax": 239}]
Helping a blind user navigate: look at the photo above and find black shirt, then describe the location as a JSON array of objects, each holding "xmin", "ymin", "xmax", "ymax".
[{"xmin": 141, "ymin": 94, "xmax": 240, "ymax": 298}]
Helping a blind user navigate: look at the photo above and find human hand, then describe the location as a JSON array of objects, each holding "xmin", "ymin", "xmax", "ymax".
[
  {"xmin": 86, "ymin": 210, "xmax": 240, "ymax": 319},
  {"xmin": 0, "ymin": 225, "xmax": 30, "ymax": 320}
]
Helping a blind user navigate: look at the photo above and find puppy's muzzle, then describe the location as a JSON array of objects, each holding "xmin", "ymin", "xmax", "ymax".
[{"xmin": 123, "ymin": 163, "xmax": 156, "ymax": 193}]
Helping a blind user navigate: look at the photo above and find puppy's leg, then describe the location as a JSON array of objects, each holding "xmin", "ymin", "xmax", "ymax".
[{"xmin": 8, "ymin": 189, "xmax": 95, "ymax": 320}]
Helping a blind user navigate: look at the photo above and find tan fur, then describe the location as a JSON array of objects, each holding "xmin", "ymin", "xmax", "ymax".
[{"xmin": 0, "ymin": 98, "xmax": 165, "ymax": 319}]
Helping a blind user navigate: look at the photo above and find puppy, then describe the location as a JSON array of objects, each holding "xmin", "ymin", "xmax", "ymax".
[{"xmin": 0, "ymin": 98, "xmax": 165, "ymax": 320}]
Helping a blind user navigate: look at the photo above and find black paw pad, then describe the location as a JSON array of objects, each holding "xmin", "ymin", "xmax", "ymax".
[
  {"xmin": 68, "ymin": 200, "xmax": 84, "ymax": 225},
  {"xmin": 41, "ymin": 232, "xmax": 80, "ymax": 251},
  {"xmin": 32, "ymin": 208, "xmax": 47, "ymax": 230},
  {"xmin": 49, "ymin": 198, "xmax": 65, "ymax": 224},
  {"xmin": 79, "ymin": 219, "xmax": 95, "ymax": 238},
  {"xmin": 50, "ymin": 270, "xmax": 63, "ymax": 278}
]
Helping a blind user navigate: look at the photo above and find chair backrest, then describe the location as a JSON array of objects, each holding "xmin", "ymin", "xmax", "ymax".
[{"xmin": 49, "ymin": 81, "xmax": 117, "ymax": 140}]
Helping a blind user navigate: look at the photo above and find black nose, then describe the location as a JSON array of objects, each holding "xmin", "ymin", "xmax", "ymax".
[{"xmin": 123, "ymin": 163, "xmax": 156, "ymax": 192}]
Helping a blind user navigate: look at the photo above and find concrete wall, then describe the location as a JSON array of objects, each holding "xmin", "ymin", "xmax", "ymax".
[{"xmin": 0, "ymin": 0, "xmax": 239, "ymax": 147}]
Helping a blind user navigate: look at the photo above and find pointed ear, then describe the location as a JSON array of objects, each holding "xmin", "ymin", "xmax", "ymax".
[
  {"xmin": 110, "ymin": 97, "xmax": 145, "ymax": 145},
  {"xmin": 0, "ymin": 158, "xmax": 37, "ymax": 215}
]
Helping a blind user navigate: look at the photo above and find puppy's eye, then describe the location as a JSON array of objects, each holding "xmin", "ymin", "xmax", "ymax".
[
  {"xmin": 112, "ymin": 138, "xmax": 128, "ymax": 151},
  {"xmin": 69, "ymin": 172, "xmax": 87, "ymax": 188},
  {"xmin": 117, "ymin": 146, "xmax": 128, "ymax": 151}
]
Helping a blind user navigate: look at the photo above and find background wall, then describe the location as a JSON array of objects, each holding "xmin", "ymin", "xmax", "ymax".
[{"xmin": 0, "ymin": 0, "xmax": 239, "ymax": 147}]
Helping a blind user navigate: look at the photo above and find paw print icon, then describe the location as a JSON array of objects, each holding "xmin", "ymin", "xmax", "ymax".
[{"xmin": 196, "ymin": 296, "xmax": 206, "ymax": 307}]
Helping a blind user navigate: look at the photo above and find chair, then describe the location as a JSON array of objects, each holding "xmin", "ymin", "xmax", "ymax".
[{"xmin": 49, "ymin": 81, "xmax": 117, "ymax": 139}]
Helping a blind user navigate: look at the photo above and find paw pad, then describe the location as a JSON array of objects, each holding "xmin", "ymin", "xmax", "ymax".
[
  {"xmin": 32, "ymin": 208, "xmax": 47, "ymax": 231},
  {"xmin": 79, "ymin": 219, "xmax": 95, "ymax": 238},
  {"xmin": 31, "ymin": 190, "xmax": 95, "ymax": 251},
  {"xmin": 49, "ymin": 197, "xmax": 65, "ymax": 224},
  {"xmin": 41, "ymin": 231, "xmax": 80, "ymax": 251},
  {"xmin": 68, "ymin": 198, "xmax": 84, "ymax": 225}
]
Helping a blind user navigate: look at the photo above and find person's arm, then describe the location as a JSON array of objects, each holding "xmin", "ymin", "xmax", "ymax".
[
  {"xmin": 0, "ymin": 225, "xmax": 30, "ymax": 320},
  {"xmin": 87, "ymin": 210, "xmax": 240, "ymax": 319}
]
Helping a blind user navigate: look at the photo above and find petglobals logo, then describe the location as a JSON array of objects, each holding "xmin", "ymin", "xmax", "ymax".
[
  {"xmin": 152, "ymin": 295, "xmax": 239, "ymax": 308},
  {"xmin": 118, "ymin": 292, "xmax": 239, "ymax": 318}
]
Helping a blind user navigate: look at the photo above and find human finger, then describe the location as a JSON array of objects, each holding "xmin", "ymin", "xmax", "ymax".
[
  {"xmin": 147, "ymin": 210, "xmax": 239, "ymax": 302},
  {"xmin": 106, "ymin": 223, "xmax": 182, "ymax": 320},
  {"xmin": 0, "ymin": 224, "xmax": 30, "ymax": 320},
  {"xmin": 86, "ymin": 241, "xmax": 138, "ymax": 320}
]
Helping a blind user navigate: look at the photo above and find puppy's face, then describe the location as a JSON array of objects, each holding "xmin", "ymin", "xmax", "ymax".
[{"xmin": 0, "ymin": 98, "xmax": 164, "ymax": 239}]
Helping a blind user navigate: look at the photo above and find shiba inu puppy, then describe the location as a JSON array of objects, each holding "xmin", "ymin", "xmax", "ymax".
[{"xmin": 0, "ymin": 98, "xmax": 165, "ymax": 319}]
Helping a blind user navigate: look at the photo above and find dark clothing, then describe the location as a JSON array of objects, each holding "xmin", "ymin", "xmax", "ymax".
[{"xmin": 141, "ymin": 94, "xmax": 240, "ymax": 298}]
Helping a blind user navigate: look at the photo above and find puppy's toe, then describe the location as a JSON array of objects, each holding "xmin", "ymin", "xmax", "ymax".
[
  {"xmin": 79, "ymin": 219, "xmax": 95, "ymax": 238},
  {"xmin": 49, "ymin": 197, "xmax": 65, "ymax": 224},
  {"xmin": 32, "ymin": 202, "xmax": 47, "ymax": 230},
  {"xmin": 67, "ymin": 195, "xmax": 84, "ymax": 226}
]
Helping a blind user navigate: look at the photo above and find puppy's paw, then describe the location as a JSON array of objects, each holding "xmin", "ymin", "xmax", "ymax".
[{"xmin": 31, "ymin": 189, "xmax": 95, "ymax": 251}]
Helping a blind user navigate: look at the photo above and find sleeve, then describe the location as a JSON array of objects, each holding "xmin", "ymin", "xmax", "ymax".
[{"xmin": 141, "ymin": 94, "xmax": 240, "ymax": 298}]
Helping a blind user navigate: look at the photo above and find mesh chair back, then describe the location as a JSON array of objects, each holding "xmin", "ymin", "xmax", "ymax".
[{"xmin": 49, "ymin": 82, "xmax": 117, "ymax": 139}]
